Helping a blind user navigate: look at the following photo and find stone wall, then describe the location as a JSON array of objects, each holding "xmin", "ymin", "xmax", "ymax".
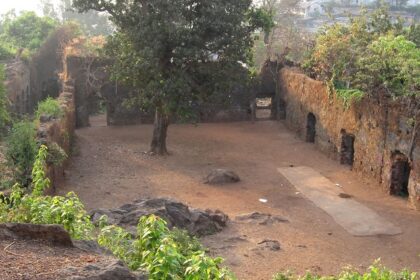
[
  {"xmin": 64, "ymin": 55, "xmax": 252, "ymax": 127},
  {"xmin": 37, "ymin": 82, "xmax": 76, "ymax": 193},
  {"xmin": 4, "ymin": 59, "xmax": 31, "ymax": 115},
  {"xmin": 278, "ymin": 67, "xmax": 420, "ymax": 210}
]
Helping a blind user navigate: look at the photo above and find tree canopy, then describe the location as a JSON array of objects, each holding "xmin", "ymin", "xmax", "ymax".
[
  {"xmin": 303, "ymin": 6, "xmax": 420, "ymax": 104},
  {"xmin": 0, "ymin": 11, "xmax": 58, "ymax": 60},
  {"xmin": 73, "ymin": 0, "xmax": 271, "ymax": 154}
]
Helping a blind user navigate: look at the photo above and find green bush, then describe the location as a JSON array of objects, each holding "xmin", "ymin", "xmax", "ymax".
[
  {"xmin": 35, "ymin": 97, "xmax": 63, "ymax": 120},
  {"xmin": 0, "ymin": 145, "xmax": 94, "ymax": 240},
  {"xmin": 98, "ymin": 215, "xmax": 235, "ymax": 280},
  {"xmin": 273, "ymin": 261, "xmax": 417, "ymax": 280},
  {"xmin": 6, "ymin": 120, "xmax": 37, "ymax": 186},
  {"xmin": 303, "ymin": 5, "xmax": 419, "ymax": 102},
  {"xmin": 0, "ymin": 11, "xmax": 57, "ymax": 53},
  {"xmin": 0, "ymin": 145, "xmax": 235, "ymax": 277},
  {"xmin": 0, "ymin": 64, "xmax": 10, "ymax": 134}
]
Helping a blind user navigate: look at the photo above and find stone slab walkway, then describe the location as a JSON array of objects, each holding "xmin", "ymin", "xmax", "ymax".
[{"xmin": 278, "ymin": 166, "xmax": 402, "ymax": 236}]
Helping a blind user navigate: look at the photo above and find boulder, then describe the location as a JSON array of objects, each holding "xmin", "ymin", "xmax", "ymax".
[
  {"xmin": 204, "ymin": 169, "xmax": 240, "ymax": 185},
  {"xmin": 0, "ymin": 223, "xmax": 73, "ymax": 247},
  {"xmin": 90, "ymin": 198, "xmax": 228, "ymax": 237},
  {"xmin": 61, "ymin": 260, "xmax": 147, "ymax": 280}
]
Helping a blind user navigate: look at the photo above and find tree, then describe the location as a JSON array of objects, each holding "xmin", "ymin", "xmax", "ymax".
[
  {"xmin": 73, "ymin": 0, "xmax": 269, "ymax": 155},
  {"xmin": 0, "ymin": 11, "xmax": 57, "ymax": 53}
]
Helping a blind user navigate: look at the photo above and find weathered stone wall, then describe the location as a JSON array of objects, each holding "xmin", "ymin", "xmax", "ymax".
[
  {"xmin": 37, "ymin": 82, "xmax": 75, "ymax": 193},
  {"xmin": 4, "ymin": 59, "xmax": 31, "ymax": 115},
  {"xmin": 30, "ymin": 26, "xmax": 77, "ymax": 113},
  {"xmin": 64, "ymin": 55, "xmax": 251, "ymax": 126},
  {"xmin": 278, "ymin": 67, "xmax": 420, "ymax": 210}
]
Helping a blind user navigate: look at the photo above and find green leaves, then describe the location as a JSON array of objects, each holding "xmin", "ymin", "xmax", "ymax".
[
  {"xmin": 31, "ymin": 145, "xmax": 50, "ymax": 196},
  {"xmin": 6, "ymin": 120, "xmax": 37, "ymax": 186},
  {"xmin": 35, "ymin": 97, "xmax": 64, "ymax": 120},
  {"xmin": 0, "ymin": 64, "xmax": 10, "ymax": 134},
  {"xmin": 98, "ymin": 215, "xmax": 235, "ymax": 280},
  {"xmin": 0, "ymin": 11, "xmax": 57, "ymax": 54},
  {"xmin": 0, "ymin": 145, "xmax": 94, "ymax": 240},
  {"xmin": 303, "ymin": 5, "xmax": 419, "ymax": 103},
  {"xmin": 75, "ymin": 0, "xmax": 257, "ymax": 121},
  {"xmin": 356, "ymin": 35, "xmax": 420, "ymax": 97},
  {"xmin": 272, "ymin": 260, "xmax": 417, "ymax": 280}
]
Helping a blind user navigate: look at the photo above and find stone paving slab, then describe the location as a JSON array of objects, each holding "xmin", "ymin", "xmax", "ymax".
[{"xmin": 278, "ymin": 166, "xmax": 402, "ymax": 236}]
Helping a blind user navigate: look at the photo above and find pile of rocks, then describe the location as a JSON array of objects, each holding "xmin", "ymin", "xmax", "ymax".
[{"xmin": 90, "ymin": 198, "xmax": 229, "ymax": 237}]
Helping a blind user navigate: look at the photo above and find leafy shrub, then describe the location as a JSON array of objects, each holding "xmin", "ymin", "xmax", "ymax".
[
  {"xmin": 303, "ymin": 5, "xmax": 419, "ymax": 103},
  {"xmin": 273, "ymin": 261, "xmax": 417, "ymax": 280},
  {"xmin": 98, "ymin": 215, "xmax": 235, "ymax": 280},
  {"xmin": 0, "ymin": 64, "xmax": 10, "ymax": 134},
  {"xmin": 356, "ymin": 35, "xmax": 420, "ymax": 97},
  {"xmin": 6, "ymin": 120, "xmax": 37, "ymax": 186},
  {"xmin": 35, "ymin": 97, "xmax": 63, "ymax": 120},
  {"xmin": 0, "ymin": 11, "xmax": 57, "ymax": 53},
  {"xmin": 0, "ymin": 145, "xmax": 94, "ymax": 240}
]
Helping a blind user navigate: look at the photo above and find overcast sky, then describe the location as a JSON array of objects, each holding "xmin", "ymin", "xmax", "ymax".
[{"xmin": 0, "ymin": 0, "xmax": 52, "ymax": 16}]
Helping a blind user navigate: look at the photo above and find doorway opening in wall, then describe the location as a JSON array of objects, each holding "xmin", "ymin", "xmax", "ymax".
[
  {"xmin": 88, "ymin": 92, "xmax": 108, "ymax": 127},
  {"xmin": 306, "ymin": 113, "xmax": 316, "ymax": 143},
  {"xmin": 390, "ymin": 151, "xmax": 411, "ymax": 197},
  {"xmin": 255, "ymin": 97, "xmax": 272, "ymax": 120},
  {"xmin": 340, "ymin": 130, "xmax": 355, "ymax": 166}
]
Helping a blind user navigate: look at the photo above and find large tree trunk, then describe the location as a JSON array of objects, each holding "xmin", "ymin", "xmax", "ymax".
[{"xmin": 150, "ymin": 108, "xmax": 169, "ymax": 155}]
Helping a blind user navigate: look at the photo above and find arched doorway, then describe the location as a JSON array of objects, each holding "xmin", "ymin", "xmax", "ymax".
[
  {"xmin": 306, "ymin": 113, "xmax": 316, "ymax": 143},
  {"xmin": 390, "ymin": 151, "xmax": 411, "ymax": 197},
  {"xmin": 340, "ymin": 131, "xmax": 355, "ymax": 166}
]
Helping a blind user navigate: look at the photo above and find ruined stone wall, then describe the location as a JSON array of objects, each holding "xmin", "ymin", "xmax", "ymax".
[
  {"xmin": 37, "ymin": 82, "xmax": 75, "ymax": 193},
  {"xmin": 64, "ymin": 55, "xmax": 251, "ymax": 126},
  {"xmin": 30, "ymin": 25, "xmax": 77, "ymax": 113},
  {"xmin": 278, "ymin": 67, "xmax": 420, "ymax": 210},
  {"xmin": 4, "ymin": 59, "xmax": 31, "ymax": 115}
]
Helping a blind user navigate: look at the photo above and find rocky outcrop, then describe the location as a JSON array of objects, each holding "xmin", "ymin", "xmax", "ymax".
[
  {"xmin": 61, "ymin": 260, "xmax": 147, "ymax": 280},
  {"xmin": 204, "ymin": 169, "xmax": 240, "ymax": 185},
  {"xmin": 0, "ymin": 223, "xmax": 73, "ymax": 247},
  {"xmin": 90, "ymin": 198, "xmax": 228, "ymax": 237}
]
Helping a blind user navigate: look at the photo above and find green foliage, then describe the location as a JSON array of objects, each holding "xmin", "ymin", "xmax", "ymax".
[
  {"xmin": 0, "ymin": 41, "xmax": 15, "ymax": 60},
  {"xmin": 0, "ymin": 64, "xmax": 10, "ymax": 134},
  {"xmin": 356, "ymin": 35, "xmax": 420, "ymax": 97},
  {"xmin": 249, "ymin": 7, "xmax": 276, "ymax": 35},
  {"xmin": 0, "ymin": 11, "xmax": 57, "ymax": 53},
  {"xmin": 273, "ymin": 261, "xmax": 417, "ymax": 280},
  {"xmin": 73, "ymin": 0, "xmax": 266, "ymax": 153},
  {"xmin": 98, "ymin": 215, "xmax": 235, "ymax": 279},
  {"xmin": 5, "ymin": 121, "xmax": 37, "ymax": 186},
  {"xmin": 35, "ymin": 97, "xmax": 63, "ymax": 120},
  {"xmin": 303, "ymin": 5, "xmax": 419, "ymax": 102},
  {"xmin": 31, "ymin": 145, "xmax": 50, "ymax": 196},
  {"xmin": 0, "ymin": 145, "xmax": 94, "ymax": 240}
]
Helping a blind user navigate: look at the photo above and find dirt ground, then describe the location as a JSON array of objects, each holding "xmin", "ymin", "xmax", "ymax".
[
  {"xmin": 58, "ymin": 115, "xmax": 420, "ymax": 280},
  {"xmin": 0, "ymin": 239, "xmax": 105, "ymax": 280}
]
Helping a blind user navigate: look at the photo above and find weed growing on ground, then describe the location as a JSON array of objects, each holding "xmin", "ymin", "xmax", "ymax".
[
  {"xmin": 273, "ymin": 261, "xmax": 417, "ymax": 280},
  {"xmin": 35, "ymin": 97, "xmax": 63, "ymax": 120}
]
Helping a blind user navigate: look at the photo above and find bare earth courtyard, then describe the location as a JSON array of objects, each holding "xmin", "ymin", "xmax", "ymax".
[{"xmin": 58, "ymin": 115, "xmax": 420, "ymax": 280}]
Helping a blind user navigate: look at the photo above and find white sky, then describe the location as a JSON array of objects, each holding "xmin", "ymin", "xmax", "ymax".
[{"xmin": 0, "ymin": 0, "xmax": 53, "ymax": 16}]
